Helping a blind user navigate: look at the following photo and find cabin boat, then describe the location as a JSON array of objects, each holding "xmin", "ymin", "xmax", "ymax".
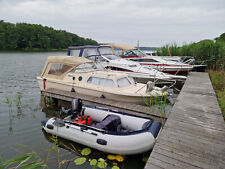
[
  {"xmin": 67, "ymin": 45, "xmax": 186, "ymax": 85},
  {"xmin": 107, "ymin": 44, "xmax": 192, "ymax": 75},
  {"xmin": 121, "ymin": 49, "xmax": 193, "ymax": 75},
  {"xmin": 42, "ymin": 99, "xmax": 162, "ymax": 155},
  {"xmin": 37, "ymin": 56, "xmax": 168, "ymax": 105}
]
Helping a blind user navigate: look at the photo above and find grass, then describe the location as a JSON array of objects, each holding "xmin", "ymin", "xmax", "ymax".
[{"xmin": 208, "ymin": 70, "xmax": 225, "ymax": 119}]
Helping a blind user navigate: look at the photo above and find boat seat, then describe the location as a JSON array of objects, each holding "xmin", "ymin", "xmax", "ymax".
[{"xmin": 91, "ymin": 114, "xmax": 122, "ymax": 132}]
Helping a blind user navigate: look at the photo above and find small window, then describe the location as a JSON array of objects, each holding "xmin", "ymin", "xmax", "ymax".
[
  {"xmin": 87, "ymin": 77, "xmax": 100, "ymax": 85},
  {"xmin": 142, "ymin": 59, "xmax": 158, "ymax": 62},
  {"xmin": 70, "ymin": 49, "xmax": 81, "ymax": 56},
  {"xmin": 99, "ymin": 79, "xmax": 114, "ymax": 88},
  {"xmin": 48, "ymin": 64, "xmax": 72, "ymax": 75},
  {"xmin": 87, "ymin": 77, "xmax": 114, "ymax": 88},
  {"xmin": 82, "ymin": 48, "xmax": 98, "ymax": 58},
  {"xmin": 117, "ymin": 77, "xmax": 131, "ymax": 88}
]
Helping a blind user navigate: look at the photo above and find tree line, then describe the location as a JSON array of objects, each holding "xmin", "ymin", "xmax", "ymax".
[
  {"xmin": 0, "ymin": 21, "xmax": 98, "ymax": 50},
  {"xmin": 157, "ymin": 33, "xmax": 225, "ymax": 70}
]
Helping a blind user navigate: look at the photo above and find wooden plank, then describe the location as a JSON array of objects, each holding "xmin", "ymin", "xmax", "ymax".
[
  {"xmin": 155, "ymin": 135, "xmax": 225, "ymax": 162},
  {"xmin": 158, "ymin": 127, "xmax": 225, "ymax": 158},
  {"xmin": 146, "ymin": 157, "xmax": 178, "ymax": 169},
  {"xmin": 151, "ymin": 143, "xmax": 225, "ymax": 169},
  {"xmin": 148, "ymin": 152, "xmax": 201, "ymax": 169},
  {"xmin": 144, "ymin": 162, "xmax": 163, "ymax": 169},
  {"xmin": 164, "ymin": 121, "xmax": 225, "ymax": 144},
  {"xmin": 145, "ymin": 72, "xmax": 225, "ymax": 169}
]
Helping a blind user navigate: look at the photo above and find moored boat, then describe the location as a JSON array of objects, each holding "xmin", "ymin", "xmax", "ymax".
[
  {"xmin": 121, "ymin": 49, "xmax": 193, "ymax": 75},
  {"xmin": 42, "ymin": 99, "xmax": 162, "ymax": 155},
  {"xmin": 37, "ymin": 56, "xmax": 168, "ymax": 105},
  {"xmin": 67, "ymin": 45, "xmax": 186, "ymax": 85}
]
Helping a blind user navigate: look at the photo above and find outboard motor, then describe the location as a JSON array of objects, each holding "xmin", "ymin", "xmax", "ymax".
[{"xmin": 71, "ymin": 98, "xmax": 83, "ymax": 119}]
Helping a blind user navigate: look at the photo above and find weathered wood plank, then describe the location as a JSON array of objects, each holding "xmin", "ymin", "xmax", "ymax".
[
  {"xmin": 164, "ymin": 121, "xmax": 225, "ymax": 144},
  {"xmin": 148, "ymin": 152, "xmax": 201, "ymax": 169},
  {"xmin": 155, "ymin": 135, "xmax": 225, "ymax": 163},
  {"xmin": 145, "ymin": 72, "xmax": 225, "ymax": 169},
  {"xmin": 151, "ymin": 143, "xmax": 225, "ymax": 169}
]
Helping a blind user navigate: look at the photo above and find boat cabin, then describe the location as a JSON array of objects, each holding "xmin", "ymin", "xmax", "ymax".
[{"xmin": 68, "ymin": 45, "xmax": 121, "ymax": 62}]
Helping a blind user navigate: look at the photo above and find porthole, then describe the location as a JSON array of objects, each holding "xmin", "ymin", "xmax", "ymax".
[{"xmin": 78, "ymin": 76, "xmax": 82, "ymax": 81}]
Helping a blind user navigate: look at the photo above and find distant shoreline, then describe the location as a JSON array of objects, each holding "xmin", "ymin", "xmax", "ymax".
[{"xmin": 0, "ymin": 48, "xmax": 67, "ymax": 52}]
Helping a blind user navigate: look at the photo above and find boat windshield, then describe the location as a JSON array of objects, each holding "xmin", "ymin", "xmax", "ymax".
[
  {"xmin": 99, "ymin": 47, "xmax": 120, "ymax": 60},
  {"xmin": 131, "ymin": 49, "xmax": 146, "ymax": 56},
  {"xmin": 73, "ymin": 63, "xmax": 100, "ymax": 73},
  {"xmin": 98, "ymin": 47, "xmax": 114, "ymax": 55},
  {"xmin": 69, "ymin": 49, "xmax": 81, "ymax": 56},
  {"xmin": 117, "ymin": 77, "xmax": 133, "ymax": 88}
]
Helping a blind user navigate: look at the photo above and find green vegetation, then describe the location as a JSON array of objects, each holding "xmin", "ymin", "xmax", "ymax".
[
  {"xmin": 208, "ymin": 70, "xmax": 225, "ymax": 119},
  {"xmin": 0, "ymin": 21, "xmax": 98, "ymax": 51},
  {"xmin": 157, "ymin": 33, "xmax": 225, "ymax": 70},
  {"xmin": 0, "ymin": 145, "xmax": 47, "ymax": 169}
]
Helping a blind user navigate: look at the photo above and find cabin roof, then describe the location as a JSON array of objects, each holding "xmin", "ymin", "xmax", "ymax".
[
  {"xmin": 46, "ymin": 56, "xmax": 92, "ymax": 65},
  {"xmin": 107, "ymin": 43, "xmax": 134, "ymax": 51},
  {"xmin": 41, "ymin": 56, "xmax": 93, "ymax": 78}
]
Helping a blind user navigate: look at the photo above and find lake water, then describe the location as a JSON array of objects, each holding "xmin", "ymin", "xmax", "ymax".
[{"xmin": 0, "ymin": 52, "xmax": 148, "ymax": 169}]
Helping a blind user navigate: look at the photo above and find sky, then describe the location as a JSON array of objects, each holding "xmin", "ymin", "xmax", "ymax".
[{"xmin": 0, "ymin": 0, "xmax": 225, "ymax": 47}]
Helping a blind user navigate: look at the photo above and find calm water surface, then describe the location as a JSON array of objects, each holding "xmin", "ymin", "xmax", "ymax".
[{"xmin": 0, "ymin": 52, "xmax": 148, "ymax": 169}]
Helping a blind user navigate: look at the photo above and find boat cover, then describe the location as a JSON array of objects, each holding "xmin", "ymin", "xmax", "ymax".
[{"xmin": 91, "ymin": 114, "xmax": 122, "ymax": 132}]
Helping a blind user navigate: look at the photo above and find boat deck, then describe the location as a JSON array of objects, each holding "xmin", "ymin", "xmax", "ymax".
[{"xmin": 145, "ymin": 72, "xmax": 225, "ymax": 169}]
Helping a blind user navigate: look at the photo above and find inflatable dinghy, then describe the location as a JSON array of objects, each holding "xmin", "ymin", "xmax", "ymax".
[{"xmin": 42, "ymin": 99, "xmax": 161, "ymax": 155}]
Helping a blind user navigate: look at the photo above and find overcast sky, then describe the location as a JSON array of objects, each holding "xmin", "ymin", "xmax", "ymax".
[{"xmin": 0, "ymin": 0, "xmax": 225, "ymax": 47}]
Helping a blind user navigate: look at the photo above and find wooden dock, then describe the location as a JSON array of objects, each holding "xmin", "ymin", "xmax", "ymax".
[
  {"xmin": 41, "ymin": 88, "xmax": 170, "ymax": 121},
  {"xmin": 145, "ymin": 72, "xmax": 225, "ymax": 169}
]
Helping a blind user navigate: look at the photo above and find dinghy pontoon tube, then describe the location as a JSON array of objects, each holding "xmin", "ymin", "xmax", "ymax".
[{"xmin": 42, "ymin": 99, "xmax": 161, "ymax": 155}]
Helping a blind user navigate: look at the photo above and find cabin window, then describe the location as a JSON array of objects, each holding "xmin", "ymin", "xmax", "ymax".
[
  {"xmin": 141, "ymin": 59, "xmax": 158, "ymax": 62},
  {"xmin": 98, "ymin": 47, "xmax": 113, "ymax": 55},
  {"xmin": 82, "ymin": 48, "xmax": 98, "ymax": 58},
  {"xmin": 109, "ymin": 66, "xmax": 132, "ymax": 72},
  {"xmin": 48, "ymin": 64, "xmax": 72, "ymax": 75},
  {"xmin": 117, "ymin": 77, "xmax": 132, "ymax": 88},
  {"xmin": 70, "ymin": 49, "xmax": 81, "ymax": 56},
  {"xmin": 87, "ymin": 77, "xmax": 114, "ymax": 88}
]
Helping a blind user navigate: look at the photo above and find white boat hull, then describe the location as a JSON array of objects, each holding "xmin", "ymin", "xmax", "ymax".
[
  {"xmin": 42, "ymin": 105, "xmax": 161, "ymax": 155},
  {"xmin": 37, "ymin": 77, "xmax": 163, "ymax": 105}
]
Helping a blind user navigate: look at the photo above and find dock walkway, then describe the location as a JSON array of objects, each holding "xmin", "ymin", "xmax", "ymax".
[
  {"xmin": 145, "ymin": 72, "xmax": 225, "ymax": 169},
  {"xmin": 41, "ymin": 88, "xmax": 169, "ymax": 120}
]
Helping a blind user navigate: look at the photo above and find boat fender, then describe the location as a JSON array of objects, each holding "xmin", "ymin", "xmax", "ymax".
[
  {"xmin": 148, "ymin": 121, "xmax": 161, "ymax": 138},
  {"xmin": 71, "ymin": 88, "xmax": 75, "ymax": 92},
  {"xmin": 161, "ymin": 86, "xmax": 168, "ymax": 92},
  {"xmin": 97, "ymin": 139, "xmax": 107, "ymax": 145},
  {"xmin": 43, "ymin": 79, "xmax": 46, "ymax": 90},
  {"xmin": 47, "ymin": 124, "xmax": 54, "ymax": 130}
]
